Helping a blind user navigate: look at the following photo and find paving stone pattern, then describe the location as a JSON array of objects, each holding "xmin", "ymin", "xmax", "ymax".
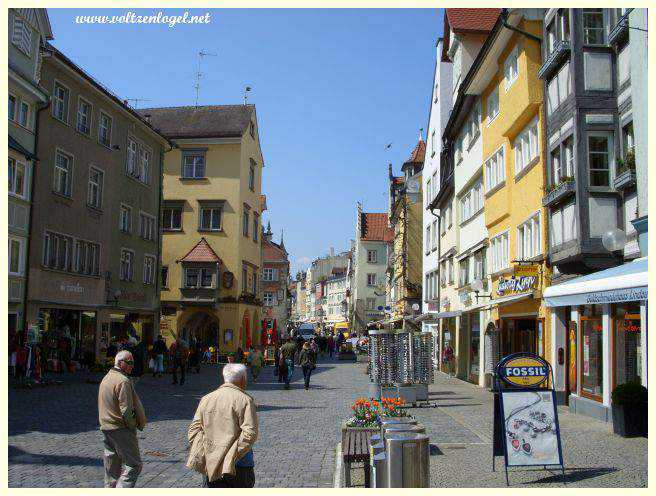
[{"xmin": 8, "ymin": 359, "xmax": 647, "ymax": 487}]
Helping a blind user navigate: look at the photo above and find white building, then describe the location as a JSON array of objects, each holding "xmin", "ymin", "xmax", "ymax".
[
  {"xmin": 324, "ymin": 273, "xmax": 348, "ymax": 324},
  {"xmin": 421, "ymin": 37, "xmax": 454, "ymax": 365}
]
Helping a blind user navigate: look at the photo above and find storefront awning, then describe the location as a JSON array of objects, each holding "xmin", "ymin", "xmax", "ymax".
[
  {"xmin": 544, "ymin": 257, "xmax": 648, "ymax": 307},
  {"xmin": 436, "ymin": 310, "xmax": 462, "ymax": 318},
  {"xmin": 487, "ymin": 292, "xmax": 533, "ymax": 309}
]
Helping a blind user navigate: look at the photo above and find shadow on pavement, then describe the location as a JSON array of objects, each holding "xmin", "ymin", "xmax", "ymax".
[
  {"xmin": 522, "ymin": 467, "xmax": 618, "ymax": 484},
  {"xmin": 9, "ymin": 445, "xmax": 103, "ymax": 467}
]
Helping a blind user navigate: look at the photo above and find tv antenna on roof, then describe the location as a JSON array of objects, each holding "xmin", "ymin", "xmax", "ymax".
[
  {"xmin": 125, "ymin": 98, "xmax": 151, "ymax": 109},
  {"xmin": 194, "ymin": 49, "xmax": 218, "ymax": 107}
]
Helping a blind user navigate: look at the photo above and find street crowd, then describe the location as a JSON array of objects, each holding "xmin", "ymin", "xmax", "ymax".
[{"xmin": 97, "ymin": 326, "xmax": 353, "ymax": 488}]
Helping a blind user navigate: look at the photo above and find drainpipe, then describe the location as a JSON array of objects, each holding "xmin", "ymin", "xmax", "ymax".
[
  {"xmin": 429, "ymin": 205, "xmax": 441, "ymax": 365},
  {"xmin": 500, "ymin": 9, "xmax": 542, "ymax": 45},
  {"xmin": 22, "ymin": 97, "xmax": 51, "ymax": 338}
]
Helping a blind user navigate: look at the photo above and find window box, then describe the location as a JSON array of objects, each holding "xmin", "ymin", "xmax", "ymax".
[
  {"xmin": 613, "ymin": 169, "xmax": 636, "ymax": 190},
  {"xmin": 542, "ymin": 177, "xmax": 575, "ymax": 207},
  {"xmin": 608, "ymin": 13, "xmax": 630, "ymax": 46},
  {"xmin": 537, "ymin": 40, "xmax": 571, "ymax": 80}
]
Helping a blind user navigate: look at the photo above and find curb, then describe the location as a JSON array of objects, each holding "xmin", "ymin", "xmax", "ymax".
[{"xmin": 333, "ymin": 442, "xmax": 342, "ymax": 488}]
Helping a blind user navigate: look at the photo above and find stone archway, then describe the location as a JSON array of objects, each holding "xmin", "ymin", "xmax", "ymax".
[{"xmin": 178, "ymin": 310, "xmax": 220, "ymax": 350}]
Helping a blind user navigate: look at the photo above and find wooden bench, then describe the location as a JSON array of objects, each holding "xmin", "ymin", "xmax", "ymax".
[{"xmin": 342, "ymin": 428, "xmax": 376, "ymax": 487}]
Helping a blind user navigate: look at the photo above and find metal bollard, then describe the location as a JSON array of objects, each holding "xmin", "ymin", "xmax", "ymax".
[
  {"xmin": 385, "ymin": 432, "xmax": 430, "ymax": 488},
  {"xmin": 373, "ymin": 451, "xmax": 388, "ymax": 488}
]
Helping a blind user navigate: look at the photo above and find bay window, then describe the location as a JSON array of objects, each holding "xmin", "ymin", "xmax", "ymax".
[
  {"xmin": 550, "ymin": 200, "xmax": 577, "ymax": 247},
  {"xmin": 588, "ymin": 132, "xmax": 614, "ymax": 187}
]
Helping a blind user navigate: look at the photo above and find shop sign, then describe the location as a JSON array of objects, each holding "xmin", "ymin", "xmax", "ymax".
[
  {"xmin": 121, "ymin": 291, "xmax": 147, "ymax": 302},
  {"xmin": 497, "ymin": 276, "xmax": 537, "ymax": 296},
  {"xmin": 585, "ymin": 287, "xmax": 647, "ymax": 304},
  {"xmin": 497, "ymin": 353, "xmax": 550, "ymax": 388},
  {"xmin": 514, "ymin": 265, "xmax": 539, "ymax": 278},
  {"xmin": 59, "ymin": 282, "xmax": 85, "ymax": 294}
]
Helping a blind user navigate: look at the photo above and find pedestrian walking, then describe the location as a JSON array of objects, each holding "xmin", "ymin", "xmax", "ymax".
[
  {"xmin": 98, "ymin": 350, "xmax": 147, "ymax": 488},
  {"xmin": 236, "ymin": 347, "xmax": 245, "ymax": 364},
  {"xmin": 170, "ymin": 336, "xmax": 189, "ymax": 385},
  {"xmin": 187, "ymin": 363, "xmax": 258, "ymax": 488},
  {"xmin": 442, "ymin": 342, "xmax": 455, "ymax": 378},
  {"xmin": 276, "ymin": 346, "xmax": 286, "ymax": 383},
  {"xmin": 310, "ymin": 338, "xmax": 318, "ymax": 354},
  {"xmin": 327, "ymin": 334, "xmax": 334, "ymax": 357},
  {"xmin": 247, "ymin": 346, "xmax": 264, "ymax": 383},
  {"xmin": 299, "ymin": 342, "xmax": 317, "ymax": 390},
  {"xmin": 280, "ymin": 337, "xmax": 297, "ymax": 389},
  {"xmin": 152, "ymin": 335, "xmax": 167, "ymax": 378}
]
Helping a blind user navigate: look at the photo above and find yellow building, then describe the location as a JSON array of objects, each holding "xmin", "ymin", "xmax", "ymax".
[
  {"xmin": 469, "ymin": 12, "xmax": 552, "ymax": 360},
  {"xmin": 387, "ymin": 139, "xmax": 425, "ymax": 328},
  {"xmin": 141, "ymin": 105, "xmax": 265, "ymax": 352}
]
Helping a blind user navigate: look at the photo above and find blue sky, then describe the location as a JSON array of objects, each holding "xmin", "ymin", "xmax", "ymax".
[{"xmin": 48, "ymin": 8, "xmax": 444, "ymax": 274}]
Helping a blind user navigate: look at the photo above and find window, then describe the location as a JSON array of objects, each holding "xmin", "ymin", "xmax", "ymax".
[
  {"xmin": 253, "ymin": 213, "xmax": 259, "ymax": 242},
  {"xmin": 263, "ymin": 268, "xmax": 278, "ymax": 281},
  {"xmin": 162, "ymin": 207, "xmax": 182, "ymax": 231},
  {"xmin": 242, "ymin": 266, "xmax": 249, "ymax": 293},
  {"xmin": 119, "ymin": 205, "xmax": 132, "ymax": 233},
  {"xmin": 469, "ymin": 104, "xmax": 480, "ymax": 143},
  {"xmin": 9, "ymin": 238, "xmax": 24, "ymax": 275},
  {"xmin": 76, "ymin": 98, "xmax": 92, "ymax": 135},
  {"xmin": 249, "ymin": 159, "xmax": 256, "ymax": 191},
  {"xmin": 440, "ymin": 260, "xmax": 447, "ymax": 287},
  {"xmin": 98, "ymin": 112, "xmax": 112, "ymax": 147},
  {"xmin": 563, "ymin": 137, "xmax": 574, "ymax": 180},
  {"xmin": 200, "ymin": 206, "xmax": 222, "ymax": 231},
  {"xmin": 367, "ymin": 273, "xmax": 377, "ymax": 286},
  {"xmin": 263, "ymin": 292, "xmax": 275, "ymax": 306},
  {"xmin": 431, "ymin": 219, "xmax": 438, "ymax": 250},
  {"xmin": 75, "ymin": 239, "xmax": 100, "ymax": 276},
  {"xmin": 9, "ymin": 94, "xmax": 17, "ymax": 121},
  {"xmin": 18, "ymin": 101, "xmax": 29, "ymax": 128},
  {"xmin": 459, "ymin": 179, "xmax": 483, "ymax": 224},
  {"xmin": 431, "ymin": 130, "xmax": 436, "ymax": 156},
  {"xmin": 43, "ymin": 231, "xmax": 73, "ymax": 271},
  {"xmin": 185, "ymin": 268, "xmax": 214, "ymax": 288},
  {"xmin": 517, "ymin": 212, "xmax": 541, "ymax": 260},
  {"xmin": 12, "ymin": 16, "xmax": 32, "ymax": 56},
  {"xmin": 87, "ymin": 167, "xmax": 104, "ymax": 209},
  {"xmin": 473, "ymin": 249, "xmax": 486, "ymax": 282},
  {"xmin": 588, "ymin": 133, "xmax": 613, "ymax": 187},
  {"xmin": 161, "ymin": 266, "xmax": 169, "ymax": 287},
  {"xmin": 139, "ymin": 212, "xmax": 156, "ymax": 241},
  {"xmin": 139, "ymin": 147, "xmax": 150, "ymax": 184},
  {"xmin": 9, "ymin": 158, "xmax": 26, "ymax": 198},
  {"xmin": 487, "ymin": 87, "xmax": 499, "ymax": 123},
  {"xmin": 559, "ymin": 9, "xmax": 570, "ymax": 42},
  {"xmin": 53, "ymin": 149, "xmax": 73, "ymax": 197},
  {"xmin": 120, "ymin": 249, "xmax": 134, "ymax": 281},
  {"xmin": 515, "ymin": 118, "xmax": 539, "ymax": 175},
  {"xmin": 143, "ymin": 256, "xmax": 156, "ymax": 284},
  {"xmin": 550, "ymin": 200, "xmax": 577, "ymax": 247},
  {"xmin": 459, "ymin": 258, "xmax": 470, "ymax": 287},
  {"xmin": 250, "ymin": 121, "xmax": 255, "ymax": 139},
  {"xmin": 366, "ymin": 298, "xmax": 376, "ymax": 310},
  {"xmin": 448, "ymin": 256, "xmax": 454, "ymax": 284},
  {"xmin": 485, "ymin": 146, "xmax": 505, "ymax": 192},
  {"xmin": 126, "ymin": 137, "xmax": 139, "ymax": 176},
  {"xmin": 582, "ymin": 9, "xmax": 606, "ymax": 45},
  {"xmin": 546, "ymin": 62, "xmax": 571, "ymax": 115},
  {"xmin": 182, "ymin": 152, "xmax": 205, "ymax": 179},
  {"xmin": 243, "ymin": 208, "xmax": 250, "ymax": 237},
  {"xmin": 425, "ymin": 224, "xmax": 431, "ymax": 253},
  {"xmin": 504, "ymin": 47, "xmax": 519, "ymax": 91},
  {"xmin": 367, "ymin": 250, "xmax": 378, "ymax": 263},
  {"xmin": 490, "ymin": 231, "xmax": 509, "ymax": 273},
  {"xmin": 440, "ymin": 211, "xmax": 447, "ymax": 235},
  {"xmin": 426, "ymin": 179, "xmax": 431, "ymax": 207},
  {"xmin": 455, "ymin": 136, "xmax": 463, "ymax": 164},
  {"xmin": 580, "ymin": 305, "xmax": 604, "ymax": 398},
  {"xmin": 53, "ymin": 82, "xmax": 70, "ymax": 123},
  {"xmin": 547, "ymin": 19, "xmax": 557, "ymax": 54},
  {"xmin": 621, "ymin": 122, "xmax": 634, "ymax": 159}
]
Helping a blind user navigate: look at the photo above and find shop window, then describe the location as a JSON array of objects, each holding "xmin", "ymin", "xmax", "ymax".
[
  {"xmin": 614, "ymin": 302, "xmax": 642, "ymax": 387},
  {"xmin": 580, "ymin": 304, "xmax": 604, "ymax": 400}
]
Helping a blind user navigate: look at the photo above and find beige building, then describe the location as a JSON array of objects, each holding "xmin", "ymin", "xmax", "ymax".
[{"xmin": 142, "ymin": 105, "xmax": 266, "ymax": 352}]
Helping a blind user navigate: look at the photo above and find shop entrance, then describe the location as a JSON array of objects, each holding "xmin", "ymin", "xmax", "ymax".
[
  {"xmin": 180, "ymin": 311, "xmax": 220, "ymax": 351},
  {"xmin": 500, "ymin": 318, "xmax": 537, "ymax": 357}
]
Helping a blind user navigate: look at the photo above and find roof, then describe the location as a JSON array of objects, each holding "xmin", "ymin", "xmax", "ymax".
[
  {"xmin": 446, "ymin": 8, "xmax": 501, "ymax": 33},
  {"xmin": 544, "ymin": 257, "xmax": 648, "ymax": 307},
  {"xmin": 405, "ymin": 139, "xmax": 426, "ymax": 164},
  {"xmin": 138, "ymin": 105, "xmax": 254, "ymax": 139},
  {"xmin": 9, "ymin": 135, "xmax": 35, "ymax": 160},
  {"xmin": 263, "ymin": 239, "xmax": 288, "ymax": 262},
  {"xmin": 361, "ymin": 212, "xmax": 394, "ymax": 242},
  {"xmin": 178, "ymin": 238, "xmax": 222, "ymax": 264}
]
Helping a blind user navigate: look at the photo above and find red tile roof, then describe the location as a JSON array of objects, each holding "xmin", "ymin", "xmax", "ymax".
[
  {"xmin": 178, "ymin": 238, "xmax": 222, "ymax": 263},
  {"xmin": 263, "ymin": 240, "xmax": 288, "ymax": 262},
  {"xmin": 405, "ymin": 139, "xmax": 426, "ymax": 164},
  {"xmin": 362, "ymin": 213, "xmax": 394, "ymax": 242},
  {"xmin": 446, "ymin": 9, "xmax": 501, "ymax": 33}
]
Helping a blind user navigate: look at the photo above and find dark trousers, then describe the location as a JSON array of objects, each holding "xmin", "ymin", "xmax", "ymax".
[
  {"xmin": 172, "ymin": 359, "xmax": 185, "ymax": 384},
  {"xmin": 203, "ymin": 467, "xmax": 255, "ymax": 488},
  {"xmin": 302, "ymin": 364, "xmax": 313, "ymax": 388}
]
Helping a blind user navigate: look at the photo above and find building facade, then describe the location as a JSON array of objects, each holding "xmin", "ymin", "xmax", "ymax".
[
  {"xmin": 8, "ymin": 8, "xmax": 53, "ymax": 340},
  {"xmin": 144, "ymin": 104, "xmax": 265, "ymax": 352},
  {"xmin": 261, "ymin": 223, "xmax": 290, "ymax": 341},
  {"xmin": 27, "ymin": 44, "xmax": 169, "ymax": 363}
]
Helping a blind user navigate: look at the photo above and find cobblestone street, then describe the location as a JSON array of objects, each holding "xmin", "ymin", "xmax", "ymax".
[{"xmin": 9, "ymin": 358, "xmax": 647, "ymax": 488}]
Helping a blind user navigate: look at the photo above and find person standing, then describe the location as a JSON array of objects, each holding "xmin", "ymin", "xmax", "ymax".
[
  {"xmin": 170, "ymin": 336, "xmax": 188, "ymax": 385},
  {"xmin": 247, "ymin": 346, "xmax": 264, "ymax": 383},
  {"xmin": 299, "ymin": 342, "xmax": 317, "ymax": 390},
  {"xmin": 236, "ymin": 347, "xmax": 245, "ymax": 364},
  {"xmin": 187, "ymin": 363, "xmax": 258, "ymax": 488},
  {"xmin": 276, "ymin": 346, "xmax": 286, "ymax": 383},
  {"xmin": 152, "ymin": 335, "xmax": 167, "ymax": 378},
  {"xmin": 98, "ymin": 350, "xmax": 147, "ymax": 488},
  {"xmin": 327, "ymin": 334, "xmax": 334, "ymax": 358},
  {"xmin": 442, "ymin": 342, "xmax": 455, "ymax": 378},
  {"xmin": 280, "ymin": 338, "xmax": 297, "ymax": 389}
]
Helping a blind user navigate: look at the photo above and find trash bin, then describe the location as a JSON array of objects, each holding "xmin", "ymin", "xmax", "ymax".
[
  {"xmin": 380, "ymin": 418, "xmax": 418, "ymax": 437},
  {"xmin": 373, "ymin": 451, "xmax": 388, "ymax": 488},
  {"xmin": 382, "ymin": 424, "xmax": 426, "ymax": 443},
  {"xmin": 385, "ymin": 432, "xmax": 430, "ymax": 488}
]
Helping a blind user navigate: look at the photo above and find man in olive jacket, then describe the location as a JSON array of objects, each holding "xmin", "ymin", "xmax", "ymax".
[
  {"xmin": 187, "ymin": 363, "xmax": 258, "ymax": 487},
  {"xmin": 98, "ymin": 350, "xmax": 147, "ymax": 488}
]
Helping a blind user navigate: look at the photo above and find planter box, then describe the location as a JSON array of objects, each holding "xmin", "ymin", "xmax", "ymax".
[
  {"xmin": 612, "ymin": 403, "xmax": 648, "ymax": 437},
  {"xmin": 542, "ymin": 180, "xmax": 576, "ymax": 207},
  {"xmin": 341, "ymin": 420, "xmax": 379, "ymax": 434},
  {"xmin": 614, "ymin": 169, "xmax": 636, "ymax": 190}
]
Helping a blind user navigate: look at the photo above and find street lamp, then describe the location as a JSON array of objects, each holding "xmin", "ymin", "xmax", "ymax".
[
  {"xmin": 601, "ymin": 227, "xmax": 628, "ymax": 252},
  {"xmin": 471, "ymin": 278, "xmax": 491, "ymax": 302}
]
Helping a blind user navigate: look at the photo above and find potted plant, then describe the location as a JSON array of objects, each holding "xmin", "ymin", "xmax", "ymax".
[{"xmin": 611, "ymin": 382, "xmax": 647, "ymax": 437}]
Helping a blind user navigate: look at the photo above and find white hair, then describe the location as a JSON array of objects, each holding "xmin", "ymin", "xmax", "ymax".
[
  {"xmin": 115, "ymin": 350, "xmax": 133, "ymax": 366},
  {"xmin": 222, "ymin": 363, "xmax": 247, "ymax": 384}
]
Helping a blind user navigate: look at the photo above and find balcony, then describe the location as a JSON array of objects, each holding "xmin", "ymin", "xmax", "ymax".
[
  {"xmin": 537, "ymin": 40, "xmax": 571, "ymax": 80},
  {"xmin": 609, "ymin": 14, "xmax": 630, "ymax": 46},
  {"xmin": 542, "ymin": 178, "xmax": 576, "ymax": 207},
  {"xmin": 614, "ymin": 169, "xmax": 636, "ymax": 190},
  {"xmin": 180, "ymin": 286, "xmax": 218, "ymax": 305}
]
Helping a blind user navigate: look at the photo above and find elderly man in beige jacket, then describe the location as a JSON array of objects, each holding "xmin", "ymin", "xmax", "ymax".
[
  {"xmin": 187, "ymin": 363, "xmax": 258, "ymax": 487},
  {"xmin": 98, "ymin": 350, "xmax": 147, "ymax": 488}
]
